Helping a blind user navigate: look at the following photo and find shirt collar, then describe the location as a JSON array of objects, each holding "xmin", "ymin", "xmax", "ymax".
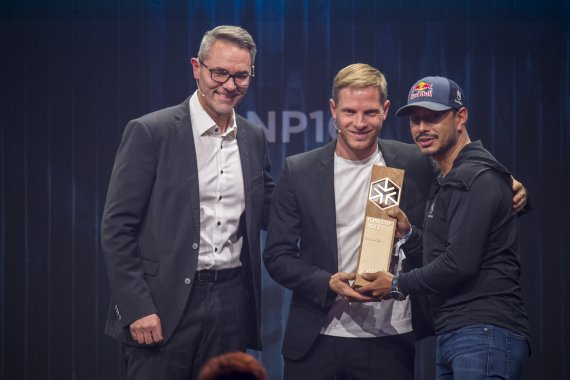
[
  {"xmin": 189, "ymin": 91, "xmax": 238, "ymax": 138},
  {"xmin": 334, "ymin": 144, "xmax": 383, "ymax": 165}
]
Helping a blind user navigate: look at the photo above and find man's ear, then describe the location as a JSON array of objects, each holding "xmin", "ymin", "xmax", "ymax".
[
  {"xmin": 329, "ymin": 99, "xmax": 337, "ymax": 119},
  {"xmin": 456, "ymin": 107, "xmax": 468, "ymax": 130},
  {"xmin": 190, "ymin": 58, "xmax": 201, "ymax": 80}
]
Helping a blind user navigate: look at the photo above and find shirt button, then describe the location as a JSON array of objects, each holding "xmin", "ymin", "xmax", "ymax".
[
  {"xmin": 217, "ymin": 221, "xmax": 221, "ymax": 226},
  {"xmin": 220, "ymin": 170, "xmax": 224, "ymax": 174},
  {"xmin": 219, "ymin": 195, "xmax": 222, "ymax": 200},
  {"xmin": 192, "ymin": 243, "xmax": 198, "ymax": 250},
  {"xmin": 184, "ymin": 278, "xmax": 191, "ymax": 285},
  {"xmin": 215, "ymin": 247, "xmax": 218, "ymax": 252}
]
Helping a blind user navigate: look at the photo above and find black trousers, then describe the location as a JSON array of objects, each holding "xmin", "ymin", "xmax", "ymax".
[
  {"xmin": 284, "ymin": 332, "xmax": 416, "ymax": 380},
  {"xmin": 123, "ymin": 273, "xmax": 248, "ymax": 380}
]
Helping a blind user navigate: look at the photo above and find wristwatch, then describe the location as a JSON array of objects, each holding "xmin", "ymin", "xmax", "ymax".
[{"xmin": 390, "ymin": 274, "xmax": 406, "ymax": 301}]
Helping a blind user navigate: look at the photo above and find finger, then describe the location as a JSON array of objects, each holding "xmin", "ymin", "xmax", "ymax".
[
  {"xmin": 344, "ymin": 287, "xmax": 370, "ymax": 299},
  {"xmin": 129, "ymin": 327, "xmax": 137, "ymax": 342},
  {"xmin": 370, "ymin": 289, "xmax": 390, "ymax": 298},
  {"xmin": 357, "ymin": 284, "xmax": 385, "ymax": 295},
  {"xmin": 153, "ymin": 322, "xmax": 164, "ymax": 344},
  {"xmin": 511, "ymin": 177, "xmax": 522, "ymax": 191},
  {"xmin": 151, "ymin": 332, "xmax": 164, "ymax": 345},
  {"xmin": 338, "ymin": 272, "xmax": 356, "ymax": 281},
  {"xmin": 387, "ymin": 207, "xmax": 401, "ymax": 220},
  {"xmin": 355, "ymin": 284, "xmax": 372, "ymax": 293},
  {"xmin": 352, "ymin": 290, "xmax": 377, "ymax": 302},
  {"xmin": 143, "ymin": 330, "xmax": 154, "ymax": 345},
  {"xmin": 346, "ymin": 293, "xmax": 376, "ymax": 302},
  {"xmin": 513, "ymin": 194, "xmax": 525, "ymax": 211},
  {"xmin": 135, "ymin": 329, "xmax": 145, "ymax": 345},
  {"xmin": 360, "ymin": 272, "xmax": 379, "ymax": 281}
]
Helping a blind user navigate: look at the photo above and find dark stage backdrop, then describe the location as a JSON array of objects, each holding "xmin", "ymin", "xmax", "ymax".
[{"xmin": 1, "ymin": 1, "xmax": 569, "ymax": 379}]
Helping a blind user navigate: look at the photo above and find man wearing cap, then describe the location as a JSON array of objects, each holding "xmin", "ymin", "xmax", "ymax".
[
  {"xmin": 263, "ymin": 65, "xmax": 528, "ymax": 380},
  {"xmin": 358, "ymin": 76, "xmax": 531, "ymax": 379}
]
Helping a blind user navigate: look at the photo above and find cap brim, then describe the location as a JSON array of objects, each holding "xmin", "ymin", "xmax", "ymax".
[{"xmin": 395, "ymin": 101, "xmax": 453, "ymax": 117}]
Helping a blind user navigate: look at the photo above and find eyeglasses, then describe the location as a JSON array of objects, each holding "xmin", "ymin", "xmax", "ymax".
[{"xmin": 199, "ymin": 60, "xmax": 254, "ymax": 86}]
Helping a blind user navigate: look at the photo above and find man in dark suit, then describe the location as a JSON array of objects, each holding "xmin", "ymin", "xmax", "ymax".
[
  {"xmin": 101, "ymin": 25, "xmax": 274, "ymax": 380},
  {"xmin": 263, "ymin": 64, "xmax": 526, "ymax": 380}
]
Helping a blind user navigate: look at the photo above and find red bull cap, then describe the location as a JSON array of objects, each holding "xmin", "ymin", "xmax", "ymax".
[{"xmin": 395, "ymin": 76, "xmax": 465, "ymax": 116}]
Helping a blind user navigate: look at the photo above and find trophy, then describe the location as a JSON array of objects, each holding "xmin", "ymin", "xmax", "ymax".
[{"xmin": 353, "ymin": 165, "xmax": 404, "ymax": 288}]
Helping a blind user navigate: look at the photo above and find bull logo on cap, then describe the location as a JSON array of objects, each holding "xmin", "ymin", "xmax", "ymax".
[{"xmin": 410, "ymin": 81, "xmax": 433, "ymax": 100}]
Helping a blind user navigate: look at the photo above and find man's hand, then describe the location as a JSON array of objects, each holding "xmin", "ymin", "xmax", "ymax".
[
  {"xmin": 329, "ymin": 272, "xmax": 376, "ymax": 302},
  {"xmin": 355, "ymin": 271, "xmax": 394, "ymax": 299},
  {"xmin": 129, "ymin": 313, "xmax": 164, "ymax": 345},
  {"xmin": 511, "ymin": 176, "xmax": 527, "ymax": 212},
  {"xmin": 387, "ymin": 207, "xmax": 411, "ymax": 239}
]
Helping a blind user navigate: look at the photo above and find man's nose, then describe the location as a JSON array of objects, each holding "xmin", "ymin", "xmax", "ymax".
[
  {"xmin": 417, "ymin": 120, "xmax": 430, "ymax": 132},
  {"xmin": 354, "ymin": 114, "xmax": 366, "ymax": 127},
  {"xmin": 222, "ymin": 77, "xmax": 238, "ymax": 91}
]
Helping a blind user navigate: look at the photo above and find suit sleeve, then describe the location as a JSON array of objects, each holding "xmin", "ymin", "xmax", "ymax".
[
  {"xmin": 101, "ymin": 120, "xmax": 159, "ymax": 327},
  {"xmin": 263, "ymin": 160, "xmax": 335, "ymax": 308}
]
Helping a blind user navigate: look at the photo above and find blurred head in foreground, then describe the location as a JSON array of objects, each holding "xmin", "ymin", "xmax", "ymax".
[{"xmin": 198, "ymin": 351, "xmax": 268, "ymax": 380}]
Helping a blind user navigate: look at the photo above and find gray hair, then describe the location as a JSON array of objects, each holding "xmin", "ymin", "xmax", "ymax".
[{"xmin": 198, "ymin": 25, "xmax": 257, "ymax": 64}]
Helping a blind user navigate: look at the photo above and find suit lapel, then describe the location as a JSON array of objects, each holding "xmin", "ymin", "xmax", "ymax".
[
  {"xmin": 316, "ymin": 141, "xmax": 339, "ymax": 268},
  {"xmin": 379, "ymin": 139, "xmax": 401, "ymax": 168},
  {"xmin": 380, "ymin": 138, "xmax": 416, "ymax": 173},
  {"xmin": 174, "ymin": 98, "xmax": 201, "ymax": 233}
]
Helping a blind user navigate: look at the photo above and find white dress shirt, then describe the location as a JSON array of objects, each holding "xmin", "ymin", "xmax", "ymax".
[{"xmin": 189, "ymin": 92, "xmax": 245, "ymax": 270}]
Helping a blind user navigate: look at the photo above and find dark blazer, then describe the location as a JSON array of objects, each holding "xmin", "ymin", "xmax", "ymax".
[
  {"xmin": 263, "ymin": 138, "xmax": 436, "ymax": 360},
  {"xmin": 101, "ymin": 97, "xmax": 274, "ymax": 350}
]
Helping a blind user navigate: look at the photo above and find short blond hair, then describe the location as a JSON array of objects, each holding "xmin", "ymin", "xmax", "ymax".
[{"xmin": 332, "ymin": 63, "xmax": 388, "ymax": 104}]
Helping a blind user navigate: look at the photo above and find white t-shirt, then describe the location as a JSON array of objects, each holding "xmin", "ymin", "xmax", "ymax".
[{"xmin": 320, "ymin": 147, "xmax": 413, "ymax": 338}]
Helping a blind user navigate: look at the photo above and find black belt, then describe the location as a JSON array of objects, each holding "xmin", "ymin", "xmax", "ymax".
[{"xmin": 195, "ymin": 267, "xmax": 242, "ymax": 282}]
